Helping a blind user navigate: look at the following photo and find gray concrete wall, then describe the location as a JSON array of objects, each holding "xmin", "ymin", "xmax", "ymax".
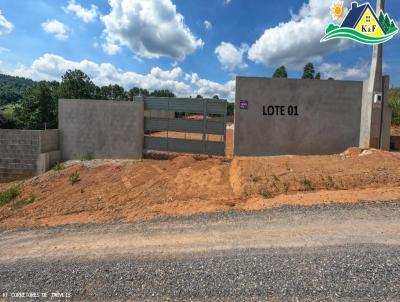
[
  {"xmin": 390, "ymin": 136, "xmax": 400, "ymax": 150},
  {"xmin": 234, "ymin": 77, "xmax": 363, "ymax": 156},
  {"xmin": 359, "ymin": 76, "xmax": 392, "ymax": 150},
  {"xmin": 0, "ymin": 129, "xmax": 60, "ymax": 182},
  {"xmin": 59, "ymin": 99, "xmax": 144, "ymax": 160},
  {"xmin": 380, "ymin": 76, "xmax": 392, "ymax": 150}
]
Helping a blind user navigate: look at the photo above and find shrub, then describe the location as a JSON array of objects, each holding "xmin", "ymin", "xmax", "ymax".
[
  {"xmin": 0, "ymin": 185, "xmax": 21, "ymax": 206},
  {"xmin": 69, "ymin": 172, "xmax": 81, "ymax": 185}
]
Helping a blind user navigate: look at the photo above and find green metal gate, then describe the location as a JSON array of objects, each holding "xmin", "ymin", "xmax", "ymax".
[{"xmin": 136, "ymin": 96, "xmax": 227, "ymax": 156}]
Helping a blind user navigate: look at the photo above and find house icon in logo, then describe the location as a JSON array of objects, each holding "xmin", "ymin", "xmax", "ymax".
[
  {"xmin": 341, "ymin": 2, "xmax": 385, "ymax": 37},
  {"xmin": 321, "ymin": 1, "xmax": 398, "ymax": 45}
]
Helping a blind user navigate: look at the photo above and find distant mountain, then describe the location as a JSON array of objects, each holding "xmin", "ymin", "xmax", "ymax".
[{"xmin": 0, "ymin": 74, "xmax": 36, "ymax": 106}]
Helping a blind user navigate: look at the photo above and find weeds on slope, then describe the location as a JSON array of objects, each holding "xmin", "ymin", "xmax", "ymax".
[{"xmin": 0, "ymin": 185, "xmax": 21, "ymax": 206}]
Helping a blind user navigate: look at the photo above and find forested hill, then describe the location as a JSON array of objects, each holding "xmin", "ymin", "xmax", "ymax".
[{"xmin": 0, "ymin": 74, "xmax": 36, "ymax": 105}]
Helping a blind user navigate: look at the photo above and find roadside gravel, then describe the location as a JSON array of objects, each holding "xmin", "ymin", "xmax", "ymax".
[{"xmin": 1, "ymin": 202, "xmax": 400, "ymax": 301}]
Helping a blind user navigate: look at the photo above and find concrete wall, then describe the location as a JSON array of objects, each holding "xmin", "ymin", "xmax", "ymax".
[
  {"xmin": 0, "ymin": 129, "xmax": 60, "ymax": 182},
  {"xmin": 59, "ymin": 99, "xmax": 144, "ymax": 160},
  {"xmin": 359, "ymin": 76, "xmax": 391, "ymax": 150},
  {"xmin": 390, "ymin": 136, "xmax": 400, "ymax": 150},
  {"xmin": 234, "ymin": 77, "xmax": 363, "ymax": 156}
]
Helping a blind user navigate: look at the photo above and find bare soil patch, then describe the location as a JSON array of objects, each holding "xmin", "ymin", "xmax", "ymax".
[
  {"xmin": 391, "ymin": 125, "xmax": 400, "ymax": 136},
  {"xmin": 147, "ymin": 129, "xmax": 234, "ymax": 157},
  {"xmin": 1, "ymin": 147, "xmax": 400, "ymax": 229}
]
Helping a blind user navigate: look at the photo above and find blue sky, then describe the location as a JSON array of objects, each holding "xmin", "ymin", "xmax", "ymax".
[{"xmin": 0, "ymin": 0, "xmax": 399, "ymax": 100}]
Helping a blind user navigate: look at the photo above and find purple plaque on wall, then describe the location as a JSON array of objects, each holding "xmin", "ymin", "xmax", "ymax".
[{"xmin": 240, "ymin": 100, "xmax": 248, "ymax": 110}]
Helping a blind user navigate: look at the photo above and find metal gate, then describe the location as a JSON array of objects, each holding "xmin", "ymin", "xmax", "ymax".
[{"xmin": 137, "ymin": 96, "xmax": 227, "ymax": 156}]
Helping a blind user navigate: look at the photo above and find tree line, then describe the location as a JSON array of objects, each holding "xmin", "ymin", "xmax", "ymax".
[
  {"xmin": 0, "ymin": 70, "xmax": 180, "ymax": 130},
  {"xmin": 0, "ymin": 69, "xmax": 224, "ymax": 130},
  {"xmin": 0, "ymin": 74, "xmax": 36, "ymax": 106}
]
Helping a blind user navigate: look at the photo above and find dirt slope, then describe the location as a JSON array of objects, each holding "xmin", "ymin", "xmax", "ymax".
[
  {"xmin": 1, "ymin": 149, "xmax": 400, "ymax": 229},
  {"xmin": 230, "ymin": 149, "xmax": 400, "ymax": 196},
  {"xmin": 0, "ymin": 156, "xmax": 237, "ymax": 228}
]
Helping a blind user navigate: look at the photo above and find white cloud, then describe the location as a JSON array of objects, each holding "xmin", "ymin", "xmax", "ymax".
[
  {"xmin": 101, "ymin": 0, "xmax": 204, "ymax": 59},
  {"xmin": 41, "ymin": 20, "xmax": 69, "ymax": 40},
  {"xmin": 150, "ymin": 67, "xmax": 182, "ymax": 81},
  {"xmin": 0, "ymin": 10, "xmax": 13, "ymax": 35},
  {"xmin": 0, "ymin": 46, "xmax": 10, "ymax": 53},
  {"xmin": 248, "ymin": 0, "xmax": 352, "ymax": 69},
  {"xmin": 215, "ymin": 42, "xmax": 248, "ymax": 71},
  {"xmin": 189, "ymin": 73, "xmax": 235, "ymax": 100},
  {"xmin": 5, "ymin": 53, "xmax": 236, "ymax": 100},
  {"xmin": 224, "ymin": 0, "xmax": 232, "ymax": 5},
  {"xmin": 204, "ymin": 20, "xmax": 212, "ymax": 30},
  {"xmin": 318, "ymin": 62, "xmax": 369, "ymax": 80},
  {"xmin": 64, "ymin": 0, "xmax": 98, "ymax": 23}
]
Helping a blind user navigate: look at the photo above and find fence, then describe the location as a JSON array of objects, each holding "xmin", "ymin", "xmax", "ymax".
[{"xmin": 138, "ymin": 97, "xmax": 227, "ymax": 156}]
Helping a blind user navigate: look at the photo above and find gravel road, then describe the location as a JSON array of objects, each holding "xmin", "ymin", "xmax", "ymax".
[{"xmin": 1, "ymin": 202, "xmax": 400, "ymax": 301}]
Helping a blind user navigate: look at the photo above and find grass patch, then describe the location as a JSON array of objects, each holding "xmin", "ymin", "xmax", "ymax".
[
  {"xmin": 0, "ymin": 185, "xmax": 21, "ymax": 206},
  {"xmin": 300, "ymin": 178, "xmax": 314, "ymax": 191},
  {"xmin": 69, "ymin": 172, "xmax": 81, "ymax": 185},
  {"xmin": 10, "ymin": 195, "xmax": 35, "ymax": 210},
  {"xmin": 81, "ymin": 152, "xmax": 94, "ymax": 161},
  {"xmin": 53, "ymin": 162, "xmax": 65, "ymax": 171},
  {"xmin": 260, "ymin": 189, "xmax": 273, "ymax": 199}
]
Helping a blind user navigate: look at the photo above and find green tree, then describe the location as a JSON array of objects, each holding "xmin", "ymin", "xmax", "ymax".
[
  {"xmin": 59, "ymin": 69, "xmax": 96, "ymax": 99},
  {"xmin": 0, "ymin": 112, "xmax": 16, "ymax": 129},
  {"xmin": 212, "ymin": 95, "xmax": 220, "ymax": 100},
  {"xmin": 14, "ymin": 81, "xmax": 58, "ymax": 129},
  {"xmin": 196, "ymin": 94, "xmax": 203, "ymax": 99},
  {"xmin": 96, "ymin": 84, "xmax": 127, "ymax": 100},
  {"xmin": 272, "ymin": 66, "xmax": 288, "ymax": 78},
  {"xmin": 227, "ymin": 103, "xmax": 234, "ymax": 116},
  {"xmin": 315, "ymin": 72, "xmax": 321, "ymax": 80},
  {"xmin": 150, "ymin": 89, "xmax": 175, "ymax": 97},
  {"xmin": 128, "ymin": 87, "xmax": 150, "ymax": 99},
  {"xmin": 302, "ymin": 63, "xmax": 315, "ymax": 79}
]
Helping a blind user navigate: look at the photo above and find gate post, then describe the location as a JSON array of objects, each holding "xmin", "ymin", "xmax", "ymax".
[{"xmin": 202, "ymin": 99, "xmax": 207, "ymax": 155}]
